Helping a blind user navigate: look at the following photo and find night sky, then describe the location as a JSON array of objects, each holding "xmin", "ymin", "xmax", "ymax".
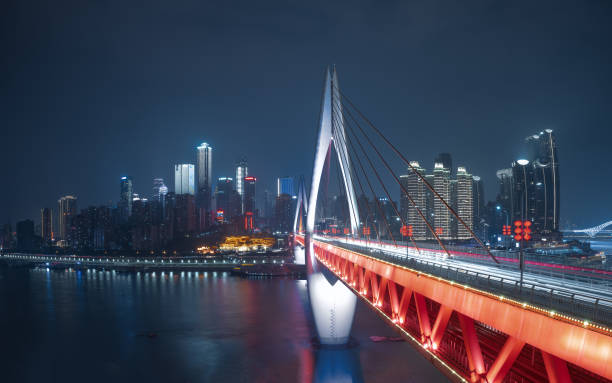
[{"xmin": 1, "ymin": 0, "xmax": 611, "ymax": 228}]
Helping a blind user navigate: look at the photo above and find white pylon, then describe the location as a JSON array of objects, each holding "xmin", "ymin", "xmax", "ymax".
[
  {"xmin": 306, "ymin": 66, "xmax": 360, "ymax": 235},
  {"xmin": 293, "ymin": 176, "xmax": 308, "ymax": 234}
]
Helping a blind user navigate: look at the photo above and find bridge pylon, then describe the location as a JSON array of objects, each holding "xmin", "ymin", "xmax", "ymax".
[{"xmin": 303, "ymin": 66, "xmax": 358, "ymax": 346}]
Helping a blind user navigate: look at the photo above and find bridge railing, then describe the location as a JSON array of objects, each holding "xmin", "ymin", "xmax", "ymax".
[{"xmin": 326, "ymin": 240, "xmax": 612, "ymax": 327}]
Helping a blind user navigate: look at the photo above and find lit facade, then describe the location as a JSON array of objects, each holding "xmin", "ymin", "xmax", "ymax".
[
  {"xmin": 119, "ymin": 176, "xmax": 133, "ymax": 221},
  {"xmin": 174, "ymin": 164, "xmax": 195, "ymax": 195},
  {"xmin": 41, "ymin": 207, "xmax": 53, "ymax": 242},
  {"xmin": 197, "ymin": 143, "xmax": 213, "ymax": 228},
  {"xmin": 400, "ymin": 161, "xmax": 428, "ymax": 240},
  {"xmin": 433, "ymin": 162, "xmax": 451, "ymax": 239},
  {"xmin": 58, "ymin": 195, "xmax": 77, "ymax": 240},
  {"xmin": 235, "ymin": 158, "xmax": 248, "ymax": 213},
  {"xmin": 456, "ymin": 166, "xmax": 474, "ymax": 239},
  {"xmin": 277, "ymin": 177, "xmax": 294, "ymax": 197}
]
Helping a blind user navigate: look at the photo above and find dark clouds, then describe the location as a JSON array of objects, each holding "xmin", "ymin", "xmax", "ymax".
[{"xmin": 1, "ymin": 0, "xmax": 611, "ymax": 227}]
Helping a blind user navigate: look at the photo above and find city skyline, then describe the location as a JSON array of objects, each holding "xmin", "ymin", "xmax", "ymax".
[{"xmin": 2, "ymin": 1, "xmax": 611, "ymax": 228}]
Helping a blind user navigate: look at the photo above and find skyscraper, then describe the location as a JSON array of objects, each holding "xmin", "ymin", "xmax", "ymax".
[
  {"xmin": 197, "ymin": 143, "xmax": 213, "ymax": 229},
  {"xmin": 525, "ymin": 129, "xmax": 560, "ymax": 235},
  {"xmin": 235, "ymin": 158, "xmax": 248, "ymax": 213},
  {"xmin": 41, "ymin": 207, "xmax": 53, "ymax": 242},
  {"xmin": 277, "ymin": 177, "xmax": 294, "ymax": 197},
  {"xmin": 434, "ymin": 153, "xmax": 453, "ymax": 177},
  {"xmin": 152, "ymin": 178, "xmax": 166, "ymax": 201},
  {"xmin": 58, "ymin": 195, "xmax": 77, "ymax": 241},
  {"xmin": 174, "ymin": 164, "xmax": 195, "ymax": 195},
  {"xmin": 118, "ymin": 176, "xmax": 133, "ymax": 222},
  {"xmin": 472, "ymin": 176, "xmax": 485, "ymax": 239},
  {"xmin": 456, "ymin": 167, "xmax": 474, "ymax": 239},
  {"xmin": 244, "ymin": 177, "xmax": 257, "ymax": 213},
  {"xmin": 215, "ymin": 177, "xmax": 234, "ymax": 220},
  {"xmin": 244, "ymin": 176, "xmax": 257, "ymax": 231},
  {"xmin": 433, "ymin": 162, "xmax": 451, "ymax": 239},
  {"xmin": 399, "ymin": 162, "xmax": 428, "ymax": 240}
]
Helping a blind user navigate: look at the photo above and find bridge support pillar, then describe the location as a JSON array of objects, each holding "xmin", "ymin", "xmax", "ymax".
[{"xmin": 542, "ymin": 351, "xmax": 572, "ymax": 383}]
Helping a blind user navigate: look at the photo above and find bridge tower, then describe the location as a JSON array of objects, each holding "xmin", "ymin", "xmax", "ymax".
[
  {"xmin": 307, "ymin": 66, "xmax": 360, "ymax": 235},
  {"xmin": 304, "ymin": 67, "xmax": 359, "ymax": 345}
]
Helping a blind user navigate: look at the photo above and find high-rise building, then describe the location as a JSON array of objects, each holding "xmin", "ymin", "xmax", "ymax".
[
  {"xmin": 119, "ymin": 176, "xmax": 133, "ymax": 222},
  {"xmin": 41, "ymin": 207, "xmax": 53, "ymax": 242},
  {"xmin": 197, "ymin": 143, "xmax": 213, "ymax": 229},
  {"xmin": 434, "ymin": 153, "xmax": 453, "ymax": 177},
  {"xmin": 277, "ymin": 177, "xmax": 294, "ymax": 197},
  {"xmin": 511, "ymin": 159, "xmax": 537, "ymax": 226},
  {"xmin": 275, "ymin": 193, "xmax": 293, "ymax": 233},
  {"xmin": 174, "ymin": 164, "xmax": 195, "ymax": 195},
  {"xmin": 525, "ymin": 129, "xmax": 560, "ymax": 235},
  {"xmin": 174, "ymin": 194, "xmax": 196, "ymax": 236},
  {"xmin": 235, "ymin": 158, "xmax": 248, "ymax": 213},
  {"xmin": 456, "ymin": 167, "xmax": 474, "ymax": 239},
  {"xmin": 472, "ymin": 176, "xmax": 485, "ymax": 239},
  {"xmin": 152, "ymin": 178, "xmax": 166, "ymax": 201},
  {"xmin": 399, "ymin": 162, "xmax": 428, "ymax": 240},
  {"xmin": 433, "ymin": 162, "xmax": 451, "ymax": 239},
  {"xmin": 58, "ymin": 195, "xmax": 77, "ymax": 241},
  {"xmin": 16, "ymin": 219, "xmax": 36, "ymax": 251},
  {"xmin": 244, "ymin": 176, "xmax": 257, "ymax": 231},
  {"xmin": 215, "ymin": 177, "xmax": 234, "ymax": 221}
]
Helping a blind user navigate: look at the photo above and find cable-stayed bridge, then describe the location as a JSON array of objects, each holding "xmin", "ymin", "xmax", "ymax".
[{"xmin": 294, "ymin": 67, "xmax": 612, "ymax": 383}]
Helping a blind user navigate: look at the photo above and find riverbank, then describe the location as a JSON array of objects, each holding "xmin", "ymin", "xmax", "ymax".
[{"xmin": 0, "ymin": 253, "xmax": 306, "ymax": 279}]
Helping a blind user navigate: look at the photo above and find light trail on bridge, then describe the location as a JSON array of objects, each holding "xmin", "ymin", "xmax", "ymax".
[{"xmin": 314, "ymin": 235, "xmax": 612, "ymax": 321}]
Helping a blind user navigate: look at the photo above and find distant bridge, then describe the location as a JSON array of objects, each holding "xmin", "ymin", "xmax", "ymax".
[{"xmin": 565, "ymin": 220, "xmax": 612, "ymax": 237}]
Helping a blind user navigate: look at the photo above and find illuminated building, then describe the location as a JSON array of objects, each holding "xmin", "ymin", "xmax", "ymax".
[
  {"xmin": 472, "ymin": 176, "xmax": 485, "ymax": 239},
  {"xmin": 118, "ymin": 176, "xmax": 133, "ymax": 222},
  {"xmin": 174, "ymin": 164, "xmax": 195, "ymax": 195},
  {"xmin": 244, "ymin": 176, "xmax": 256, "ymax": 230},
  {"xmin": 456, "ymin": 166, "xmax": 474, "ymax": 239},
  {"xmin": 400, "ymin": 161, "xmax": 428, "ymax": 240},
  {"xmin": 218, "ymin": 235, "xmax": 274, "ymax": 252},
  {"xmin": 152, "ymin": 178, "xmax": 166, "ymax": 201},
  {"xmin": 58, "ymin": 195, "xmax": 77, "ymax": 241},
  {"xmin": 525, "ymin": 129, "xmax": 560, "ymax": 236},
  {"xmin": 215, "ymin": 177, "xmax": 234, "ymax": 221},
  {"xmin": 277, "ymin": 177, "xmax": 294, "ymax": 197},
  {"xmin": 235, "ymin": 158, "xmax": 248, "ymax": 213},
  {"xmin": 197, "ymin": 142, "xmax": 213, "ymax": 229},
  {"xmin": 41, "ymin": 207, "xmax": 53, "ymax": 242},
  {"xmin": 433, "ymin": 162, "xmax": 451, "ymax": 239}
]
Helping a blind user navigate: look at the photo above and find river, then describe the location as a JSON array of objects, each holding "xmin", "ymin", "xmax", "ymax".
[{"xmin": 0, "ymin": 266, "xmax": 448, "ymax": 383}]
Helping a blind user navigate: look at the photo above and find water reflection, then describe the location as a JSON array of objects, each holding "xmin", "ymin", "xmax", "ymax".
[
  {"xmin": 0, "ymin": 263, "xmax": 447, "ymax": 382},
  {"xmin": 313, "ymin": 347, "xmax": 364, "ymax": 383}
]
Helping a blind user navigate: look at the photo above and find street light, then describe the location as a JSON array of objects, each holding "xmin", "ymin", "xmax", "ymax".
[{"xmin": 515, "ymin": 159, "xmax": 530, "ymax": 289}]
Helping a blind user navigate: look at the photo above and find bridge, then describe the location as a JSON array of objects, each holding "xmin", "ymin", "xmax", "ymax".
[
  {"xmin": 564, "ymin": 220, "xmax": 612, "ymax": 238},
  {"xmin": 294, "ymin": 67, "xmax": 612, "ymax": 382}
]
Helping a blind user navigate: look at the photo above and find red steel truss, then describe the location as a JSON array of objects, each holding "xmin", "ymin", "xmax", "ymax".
[{"xmin": 302, "ymin": 237, "xmax": 612, "ymax": 383}]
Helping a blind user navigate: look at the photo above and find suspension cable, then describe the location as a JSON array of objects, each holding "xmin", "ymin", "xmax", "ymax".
[
  {"xmin": 331, "ymin": 109, "xmax": 395, "ymax": 247},
  {"xmin": 334, "ymin": 107, "xmax": 418, "ymax": 253},
  {"xmin": 336, "ymin": 88, "xmax": 498, "ymax": 263},
  {"xmin": 340, "ymin": 100, "xmax": 450, "ymax": 258}
]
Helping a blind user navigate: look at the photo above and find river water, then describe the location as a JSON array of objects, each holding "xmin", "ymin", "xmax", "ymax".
[{"xmin": 0, "ymin": 266, "xmax": 448, "ymax": 383}]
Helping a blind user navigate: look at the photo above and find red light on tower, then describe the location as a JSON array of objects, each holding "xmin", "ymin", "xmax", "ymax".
[
  {"xmin": 362, "ymin": 227, "xmax": 371, "ymax": 236},
  {"xmin": 400, "ymin": 225, "xmax": 413, "ymax": 237},
  {"xmin": 435, "ymin": 227, "xmax": 443, "ymax": 235}
]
